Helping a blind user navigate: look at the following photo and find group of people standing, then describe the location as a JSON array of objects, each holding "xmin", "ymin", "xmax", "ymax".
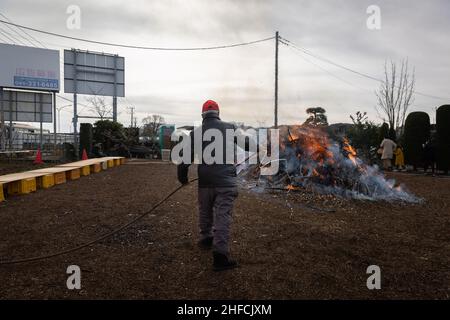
[
  {"xmin": 378, "ymin": 136, "xmax": 437, "ymax": 173},
  {"xmin": 379, "ymin": 137, "xmax": 403, "ymax": 171}
]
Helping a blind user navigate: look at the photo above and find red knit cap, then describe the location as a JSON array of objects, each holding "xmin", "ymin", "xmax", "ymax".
[{"xmin": 202, "ymin": 100, "xmax": 219, "ymax": 114}]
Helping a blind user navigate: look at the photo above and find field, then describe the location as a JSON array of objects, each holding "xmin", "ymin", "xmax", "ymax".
[{"xmin": 0, "ymin": 160, "xmax": 449, "ymax": 299}]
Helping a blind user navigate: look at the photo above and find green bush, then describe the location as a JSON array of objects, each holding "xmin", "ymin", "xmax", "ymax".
[
  {"xmin": 436, "ymin": 105, "xmax": 450, "ymax": 174},
  {"xmin": 347, "ymin": 111, "xmax": 379, "ymax": 163},
  {"xmin": 403, "ymin": 112, "xmax": 430, "ymax": 168},
  {"xmin": 93, "ymin": 120, "xmax": 124, "ymax": 154},
  {"xmin": 79, "ymin": 123, "xmax": 93, "ymax": 157}
]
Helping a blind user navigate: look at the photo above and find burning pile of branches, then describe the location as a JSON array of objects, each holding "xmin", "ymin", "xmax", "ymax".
[{"xmin": 242, "ymin": 125, "xmax": 420, "ymax": 202}]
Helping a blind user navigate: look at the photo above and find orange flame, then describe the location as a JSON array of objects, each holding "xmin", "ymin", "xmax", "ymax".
[{"xmin": 343, "ymin": 138, "xmax": 357, "ymax": 166}]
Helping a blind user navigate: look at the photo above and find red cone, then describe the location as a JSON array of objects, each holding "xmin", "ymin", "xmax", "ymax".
[
  {"xmin": 81, "ymin": 149, "xmax": 88, "ymax": 160},
  {"xmin": 33, "ymin": 149, "xmax": 43, "ymax": 165}
]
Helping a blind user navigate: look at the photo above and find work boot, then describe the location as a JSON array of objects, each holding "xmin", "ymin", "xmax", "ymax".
[
  {"xmin": 213, "ymin": 252, "xmax": 238, "ymax": 272},
  {"xmin": 197, "ymin": 237, "xmax": 213, "ymax": 250}
]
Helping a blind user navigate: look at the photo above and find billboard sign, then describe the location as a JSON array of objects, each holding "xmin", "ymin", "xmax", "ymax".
[
  {"xmin": 0, "ymin": 90, "xmax": 53, "ymax": 123},
  {"xmin": 64, "ymin": 49, "xmax": 125, "ymax": 97},
  {"xmin": 0, "ymin": 43, "xmax": 60, "ymax": 91}
]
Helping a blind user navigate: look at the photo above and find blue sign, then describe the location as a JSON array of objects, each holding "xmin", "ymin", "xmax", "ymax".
[{"xmin": 14, "ymin": 76, "xmax": 59, "ymax": 90}]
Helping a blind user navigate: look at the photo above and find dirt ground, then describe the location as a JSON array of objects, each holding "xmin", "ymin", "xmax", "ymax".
[{"xmin": 0, "ymin": 160, "xmax": 449, "ymax": 299}]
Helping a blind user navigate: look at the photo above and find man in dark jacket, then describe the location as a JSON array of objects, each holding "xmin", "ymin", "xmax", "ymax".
[{"xmin": 177, "ymin": 100, "xmax": 240, "ymax": 271}]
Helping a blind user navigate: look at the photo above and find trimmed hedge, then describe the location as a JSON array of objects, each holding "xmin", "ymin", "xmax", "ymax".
[
  {"xmin": 403, "ymin": 112, "xmax": 430, "ymax": 168},
  {"xmin": 436, "ymin": 105, "xmax": 450, "ymax": 174},
  {"xmin": 79, "ymin": 123, "xmax": 93, "ymax": 157}
]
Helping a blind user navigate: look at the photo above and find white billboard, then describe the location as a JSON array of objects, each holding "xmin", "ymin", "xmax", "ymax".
[
  {"xmin": 0, "ymin": 90, "xmax": 53, "ymax": 123},
  {"xmin": 64, "ymin": 49, "xmax": 125, "ymax": 97},
  {"xmin": 0, "ymin": 43, "xmax": 60, "ymax": 91}
]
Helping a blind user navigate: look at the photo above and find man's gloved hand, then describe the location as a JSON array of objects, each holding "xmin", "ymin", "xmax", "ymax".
[
  {"xmin": 177, "ymin": 164, "xmax": 190, "ymax": 185},
  {"xmin": 178, "ymin": 175, "xmax": 189, "ymax": 185}
]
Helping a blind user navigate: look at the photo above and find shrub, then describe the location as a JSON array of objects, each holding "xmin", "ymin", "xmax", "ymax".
[
  {"xmin": 403, "ymin": 112, "xmax": 430, "ymax": 168},
  {"xmin": 436, "ymin": 105, "xmax": 450, "ymax": 174},
  {"xmin": 79, "ymin": 123, "xmax": 93, "ymax": 157},
  {"xmin": 93, "ymin": 120, "xmax": 124, "ymax": 154}
]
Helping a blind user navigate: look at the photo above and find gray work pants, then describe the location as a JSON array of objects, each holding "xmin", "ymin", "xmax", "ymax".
[{"xmin": 198, "ymin": 187, "xmax": 238, "ymax": 255}]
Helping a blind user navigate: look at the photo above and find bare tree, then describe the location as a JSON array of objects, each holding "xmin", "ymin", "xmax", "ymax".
[
  {"xmin": 375, "ymin": 59, "xmax": 415, "ymax": 131},
  {"xmin": 86, "ymin": 96, "xmax": 112, "ymax": 120},
  {"xmin": 142, "ymin": 114, "xmax": 165, "ymax": 140}
]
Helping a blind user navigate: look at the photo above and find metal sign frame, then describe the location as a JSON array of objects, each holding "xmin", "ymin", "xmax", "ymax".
[
  {"xmin": 0, "ymin": 90, "xmax": 53, "ymax": 123},
  {"xmin": 63, "ymin": 49, "xmax": 125, "ymax": 97},
  {"xmin": 63, "ymin": 49, "xmax": 125, "ymax": 156},
  {"xmin": 0, "ymin": 44, "xmax": 60, "ymax": 151}
]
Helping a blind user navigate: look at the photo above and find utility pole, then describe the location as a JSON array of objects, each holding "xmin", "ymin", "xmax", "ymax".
[
  {"xmin": 0, "ymin": 87, "xmax": 4, "ymax": 151},
  {"xmin": 274, "ymin": 31, "xmax": 279, "ymax": 128},
  {"xmin": 53, "ymin": 92, "xmax": 57, "ymax": 147},
  {"xmin": 73, "ymin": 49, "xmax": 79, "ymax": 158},
  {"xmin": 129, "ymin": 106, "xmax": 135, "ymax": 128},
  {"xmin": 112, "ymin": 54, "xmax": 118, "ymax": 122}
]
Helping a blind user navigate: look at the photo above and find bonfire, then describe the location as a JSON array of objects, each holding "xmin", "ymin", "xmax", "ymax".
[{"xmin": 240, "ymin": 125, "xmax": 420, "ymax": 203}]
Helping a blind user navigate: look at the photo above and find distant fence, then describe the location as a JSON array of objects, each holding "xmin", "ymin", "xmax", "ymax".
[{"xmin": 1, "ymin": 131, "xmax": 77, "ymax": 152}]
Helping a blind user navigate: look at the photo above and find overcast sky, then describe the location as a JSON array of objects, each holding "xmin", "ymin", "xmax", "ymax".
[{"xmin": 1, "ymin": 0, "xmax": 449, "ymax": 132}]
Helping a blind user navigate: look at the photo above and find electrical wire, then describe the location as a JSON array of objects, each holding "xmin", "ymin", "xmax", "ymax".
[
  {"xmin": 0, "ymin": 23, "xmax": 26, "ymax": 45},
  {"xmin": 280, "ymin": 36, "xmax": 450, "ymax": 101},
  {"xmin": 0, "ymin": 19, "xmax": 274, "ymax": 51},
  {"xmin": 0, "ymin": 26, "xmax": 18, "ymax": 44},
  {"xmin": 0, "ymin": 32, "xmax": 9, "ymax": 43},
  {"xmin": 280, "ymin": 39, "xmax": 372, "ymax": 93},
  {"xmin": 0, "ymin": 13, "xmax": 47, "ymax": 48}
]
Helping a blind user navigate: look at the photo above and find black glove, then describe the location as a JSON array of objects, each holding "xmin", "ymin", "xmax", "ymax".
[
  {"xmin": 178, "ymin": 176, "xmax": 189, "ymax": 185},
  {"xmin": 177, "ymin": 164, "xmax": 189, "ymax": 185}
]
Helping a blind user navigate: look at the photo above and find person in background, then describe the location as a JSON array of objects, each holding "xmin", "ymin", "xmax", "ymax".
[
  {"xmin": 380, "ymin": 136, "xmax": 397, "ymax": 171},
  {"xmin": 394, "ymin": 144, "xmax": 405, "ymax": 171},
  {"xmin": 423, "ymin": 137, "xmax": 437, "ymax": 175}
]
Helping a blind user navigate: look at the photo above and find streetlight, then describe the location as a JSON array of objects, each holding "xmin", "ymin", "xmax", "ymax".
[{"xmin": 56, "ymin": 104, "xmax": 72, "ymax": 133}]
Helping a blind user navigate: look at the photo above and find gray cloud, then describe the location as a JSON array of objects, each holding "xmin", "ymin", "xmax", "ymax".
[{"xmin": 1, "ymin": 0, "xmax": 449, "ymax": 131}]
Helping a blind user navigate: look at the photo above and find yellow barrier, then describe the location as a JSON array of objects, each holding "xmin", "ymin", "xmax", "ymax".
[
  {"xmin": 37, "ymin": 174, "xmax": 55, "ymax": 189},
  {"xmin": 66, "ymin": 169, "xmax": 80, "ymax": 180},
  {"xmin": 0, "ymin": 157, "xmax": 124, "ymax": 202},
  {"xmin": 54, "ymin": 172, "xmax": 67, "ymax": 185},
  {"xmin": 91, "ymin": 163, "xmax": 101, "ymax": 173},
  {"xmin": 7, "ymin": 178, "xmax": 36, "ymax": 195},
  {"xmin": 80, "ymin": 165, "xmax": 90, "ymax": 176}
]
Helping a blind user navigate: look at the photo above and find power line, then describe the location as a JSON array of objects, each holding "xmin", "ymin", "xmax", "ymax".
[
  {"xmin": 0, "ymin": 12, "xmax": 47, "ymax": 48},
  {"xmin": 0, "ymin": 23, "xmax": 26, "ymax": 45},
  {"xmin": 0, "ymin": 24, "xmax": 40, "ymax": 47},
  {"xmin": 0, "ymin": 19, "xmax": 274, "ymax": 51},
  {"xmin": 0, "ymin": 12, "xmax": 35, "ymax": 46},
  {"xmin": 280, "ymin": 36, "xmax": 450, "ymax": 101},
  {"xmin": 0, "ymin": 26, "xmax": 18, "ymax": 44},
  {"xmin": 0, "ymin": 31, "xmax": 9, "ymax": 43},
  {"xmin": 280, "ymin": 39, "xmax": 371, "ymax": 93}
]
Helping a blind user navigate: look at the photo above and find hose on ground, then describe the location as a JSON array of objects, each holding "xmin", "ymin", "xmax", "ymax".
[{"xmin": 0, "ymin": 178, "xmax": 198, "ymax": 265}]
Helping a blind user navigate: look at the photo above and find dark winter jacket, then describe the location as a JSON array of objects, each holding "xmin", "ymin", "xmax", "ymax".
[{"xmin": 177, "ymin": 113, "xmax": 238, "ymax": 188}]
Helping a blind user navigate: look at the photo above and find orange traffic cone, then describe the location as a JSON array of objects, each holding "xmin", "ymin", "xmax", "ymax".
[
  {"xmin": 81, "ymin": 149, "xmax": 88, "ymax": 160},
  {"xmin": 33, "ymin": 149, "xmax": 43, "ymax": 165}
]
